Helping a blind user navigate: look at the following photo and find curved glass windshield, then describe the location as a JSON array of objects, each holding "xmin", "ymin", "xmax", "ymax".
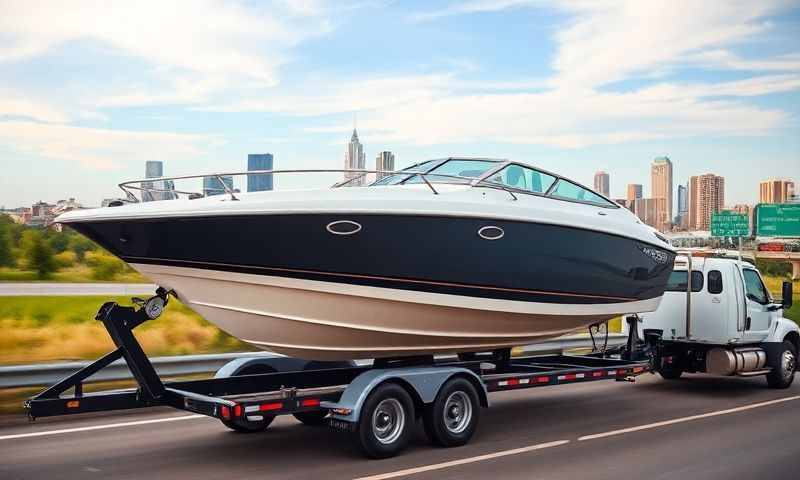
[
  {"xmin": 371, "ymin": 160, "xmax": 440, "ymax": 186},
  {"xmin": 404, "ymin": 159, "xmax": 497, "ymax": 184},
  {"xmin": 549, "ymin": 179, "xmax": 615, "ymax": 206},
  {"xmin": 485, "ymin": 164, "xmax": 556, "ymax": 194}
]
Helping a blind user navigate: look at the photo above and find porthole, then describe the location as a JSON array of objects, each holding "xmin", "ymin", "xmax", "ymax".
[
  {"xmin": 326, "ymin": 220, "xmax": 362, "ymax": 236},
  {"xmin": 478, "ymin": 225, "xmax": 504, "ymax": 241}
]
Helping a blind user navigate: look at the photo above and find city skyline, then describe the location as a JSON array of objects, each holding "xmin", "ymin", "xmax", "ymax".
[{"xmin": 1, "ymin": 2, "xmax": 799, "ymax": 207}]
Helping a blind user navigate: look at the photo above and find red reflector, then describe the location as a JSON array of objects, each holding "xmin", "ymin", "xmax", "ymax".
[
  {"xmin": 592, "ymin": 371, "xmax": 603, "ymax": 377},
  {"xmin": 233, "ymin": 404, "xmax": 242, "ymax": 417},
  {"xmin": 633, "ymin": 367, "xmax": 644, "ymax": 373},
  {"xmin": 563, "ymin": 374, "xmax": 576, "ymax": 381},
  {"xmin": 220, "ymin": 405, "xmax": 231, "ymax": 420},
  {"xmin": 301, "ymin": 398, "xmax": 320, "ymax": 407},
  {"xmin": 507, "ymin": 378, "xmax": 519, "ymax": 386},
  {"xmin": 66, "ymin": 400, "xmax": 80, "ymax": 409},
  {"xmin": 536, "ymin": 376, "xmax": 549, "ymax": 383},
  {"xmin": 260, "ymin": 402, "xmax": 283, "ymax": 412}
]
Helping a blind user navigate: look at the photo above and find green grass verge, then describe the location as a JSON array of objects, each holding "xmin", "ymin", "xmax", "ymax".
[
  {"xmin": 0, "ymin": 265, "xmax": 148, "ymax": 283},
  {"xmin": 0, "ymin": 295, "xmax": 255, "ymax": 365}
]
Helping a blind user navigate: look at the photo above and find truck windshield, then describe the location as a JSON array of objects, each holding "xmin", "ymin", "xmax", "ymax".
[{"xmin": 665, "ymin": 271, "xmax": 704, "ymax": 292}]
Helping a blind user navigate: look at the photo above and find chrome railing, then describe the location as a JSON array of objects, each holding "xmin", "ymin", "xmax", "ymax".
[{"xmin": 117, "ymin": 168, "xmax": 522, "ymax": 203}]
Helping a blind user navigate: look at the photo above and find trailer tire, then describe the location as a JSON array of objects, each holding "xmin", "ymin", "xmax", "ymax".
[
  {"xmin": 659, "ymin": 364, "xmax": 683, "ymax": 380},
  {"xmin": 766, "ymin": 341, "xmax": 796, "ymax": 389},
  {"xmin": 423, "ymin": 377, "xmax": 480, "ymax": 448},
  {"xmin": 353, "ymin": 383, "xmax": 414, "ymax": 459},
  {"xmin": 221, "ymin": 415, "xmax": 274, "ymax": 433},
  {"xmin": 294, "ymin": 410, "xmax": 329, "ymax": 426}
]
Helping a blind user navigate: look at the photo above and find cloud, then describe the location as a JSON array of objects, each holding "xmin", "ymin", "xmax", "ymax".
[
  {"xmin": 0, "ymin": 93, "xmax": 69, "ymax": 123},
  {"xmin": 409, "ymin": 0, "xmax": 542, "ymax": 22},
  {"xmin": 0, "ymin": 121, "xmax": 215, "ymax": 169}
]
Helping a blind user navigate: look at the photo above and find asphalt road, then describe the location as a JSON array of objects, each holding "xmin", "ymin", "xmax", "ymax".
[
  {"xmin": 1, "ymin": 373, "xmax": 797, "ymax": 480},
  {"xmin": 0, "ymin": 282, "xmax": 156, "ymax": 296}
]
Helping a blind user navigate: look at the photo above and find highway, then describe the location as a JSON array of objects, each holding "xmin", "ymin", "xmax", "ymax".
[
  {"xmin": 0, "ymin": 374, "xmax": 797, "ymax": 479},
  {"xmin": 0, "ymin": 283, "xmax": 156, "ymax": 296}
]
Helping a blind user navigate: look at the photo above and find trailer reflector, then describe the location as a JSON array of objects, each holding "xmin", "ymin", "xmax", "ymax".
[
  {"xmin": 260, "ymin": 402, "xmax": 283, "ymax": 412},
  {"xmin": 66, "ymin": 400, "xmax": 80, "ymax": 409},
  {"xmin": 536, "ymin": 376, "xmax": 549, "ymax": 383},
  {"xmin": 301, "ymin": 398, "xmax": 321, "ymax": 407},
  {"xmin": 592, "ymin": 371, "xmax": 604, "ymax": 377}
]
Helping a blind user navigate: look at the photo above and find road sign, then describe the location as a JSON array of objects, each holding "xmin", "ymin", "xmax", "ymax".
[
  {"xmin": 711, "ymin": 211, "xmax": 749, "ymax": 237},
  {"xmin": 756, "ymin": 203, "xmax": 800, "ymax": 238}
]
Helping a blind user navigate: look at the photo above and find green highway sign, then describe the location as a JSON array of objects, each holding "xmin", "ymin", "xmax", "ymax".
[
  {"xmin": 756, "ymin": 203, "xmax": 800, "ymax": 238},
  {"xmin": 711, "ymin": 211, "xmax": 750, "ymax": 237}
]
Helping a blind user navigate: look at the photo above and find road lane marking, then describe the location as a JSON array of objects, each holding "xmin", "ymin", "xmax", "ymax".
[
  {"xmin": 579, "ymin": 395, "xmax": 800, "ymax": 441},
  {"xmin": 353, "ymin": 440, "xmax": 570, "ymax": 480},
  {"xmin": 0, "ymin": 414, "xmax": 205, "ymax": 441}
]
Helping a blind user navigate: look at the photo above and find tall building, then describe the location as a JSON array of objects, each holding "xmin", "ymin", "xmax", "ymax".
[
  {"xmin": 688, "ymin": 174, "xmax": 725, "ymax": 231},
  {"xmin": 247, "ymin": 153, "xmax": 274, "ymax": 192},
  {"xmin": 633, "ymin": 198, "xmax": 662, "ymax": 228},
  {"xmin": 344, "ymin": 129, "xmax": 366, "ymax": 186},
  {"xmin": 593, "ymin": 171, "xmax": 610, "ymax": 197},
  {"xmin": 375, "ymin": 151, "xmax": 395, "ymax": 180},
  {"xmin": 651, "ymin": 156, "xmax": 673, "ymax": 232},
  {"xmin": 142, "ymin": 160, "xmax": 176, "ymax": 201},
  {"xmin": 759, "ymin": 179, "xmax": 795, "ymax": 204},
  {"xmin": 626, "ymin": 184, "xmax": 642, "ymax": 201},
  {"xmin": 203, "ymin": 176, "xmax": 234, "ymax": 197},
  {"xmin": 676, "ymin": 183, "xmax": 688, "ymax": 227}
]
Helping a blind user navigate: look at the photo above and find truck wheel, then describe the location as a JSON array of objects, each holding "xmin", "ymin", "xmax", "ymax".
[
  {"xmin": 423, "ymin": 377, "xmax": 480, "ymax": 447},
  {"xmin": 659, "ymin": 364, "xmax": 683, "ymax": 380},
  {"xmin": 221, "ymin": 415, "xmax": 274, "ymax": 433},
  {"xmin": 766, "ymin": 341, "xmax": 796, "ymax": 389},
  {"xmin": 352, "ymin": 383, "xmax": 414, "ymax": 459},
  {"xmin": 293, "ymin": 410, "xmax": 329, "ymax": 426}
]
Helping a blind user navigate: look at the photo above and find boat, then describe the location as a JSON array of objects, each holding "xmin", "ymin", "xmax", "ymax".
[{"xmin": 56, "ymin": 158, "xmax": 677, "ymax": 360}]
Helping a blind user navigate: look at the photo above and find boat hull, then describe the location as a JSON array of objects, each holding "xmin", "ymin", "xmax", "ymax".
[{"xmin": 133, "ymin": 264, "xmax": 663, "ymax": 359}]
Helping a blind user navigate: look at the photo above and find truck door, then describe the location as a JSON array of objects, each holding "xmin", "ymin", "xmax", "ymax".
[{"xmin": 742, "ymin": 267, "xmax": 772, "ymax": 335}]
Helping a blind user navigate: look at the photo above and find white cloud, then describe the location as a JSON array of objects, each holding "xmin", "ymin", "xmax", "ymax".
[
  {"xmin": 0, "ymin": 121, "xmax": 215, "ymax": 169},
  {"xmin": 0, "ymin": 93, "xmax": 69, "ymax": 123}
]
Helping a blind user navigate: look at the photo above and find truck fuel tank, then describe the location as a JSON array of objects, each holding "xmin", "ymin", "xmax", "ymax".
[{"xmin": 706, "ymin": 347, "xmax": 767, "ymax": 376}]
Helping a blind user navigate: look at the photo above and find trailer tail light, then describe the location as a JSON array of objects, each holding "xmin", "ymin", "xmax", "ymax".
[
  {"xmin": 301, "ymin": 398, "xmax": 320, "ymax": 408},
  {"xmin": 66, "ymin": 400, "xmax": 80, "ymax": 409},
  {"xmin": 633, "ymin": 367, "xmax": 644, "ymax": 373},
  {"xmin": 260, "ymin": 402, "xmax": 283, "ymax": 412},
  {"xmin": 233, "ymin": 404, "xmax": 242, "ymax": 417},
  {"xmin": 535, "ymin": 376, "xmax": 549, "ymax": 383},
  {"xmin": 592, "ymin": 371, "xmax": 604, "ymax": 377},
  {"xmin": 220, "ymin": 405, "xmax": 231, "ymax": 420}
]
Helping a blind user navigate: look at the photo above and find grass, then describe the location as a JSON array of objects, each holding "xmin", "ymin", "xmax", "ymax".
[
  {"xmin": 762, "ymin": 276, "xmax": 800, "ymax": 325},
  {"xmin": 0, "ymin": 296, "xmax": 255, "ymax": 365},
  {"xmin": 0, "ymin": 265, "xmax": 148, "ymax": 283}
]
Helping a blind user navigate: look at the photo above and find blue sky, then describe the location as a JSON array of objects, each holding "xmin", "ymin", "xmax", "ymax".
[{"xmin": 1, "ymin": 0, "xmax": 799, "ymax": 207}]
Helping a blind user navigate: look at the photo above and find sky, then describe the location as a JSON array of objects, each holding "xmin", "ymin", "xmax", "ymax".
[{"xmin": 1, "ymin": 0, "xmax": 799, "ymax": 208}]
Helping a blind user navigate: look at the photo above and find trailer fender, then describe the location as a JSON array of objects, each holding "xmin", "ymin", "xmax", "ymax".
[
  {"xmin": 322, "ymin": 367, "xmax": 488, "ymax": 423},
  {"xmin": 214, "ymin": 356, "xmax": 355, "ymax": 378}
]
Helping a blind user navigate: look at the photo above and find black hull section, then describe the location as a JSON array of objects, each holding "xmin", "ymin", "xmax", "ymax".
[{"xmin": 68, "ymin": 213, "xmax": 675, "ymax": 305}]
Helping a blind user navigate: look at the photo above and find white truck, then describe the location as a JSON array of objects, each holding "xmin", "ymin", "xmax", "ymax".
[{"xmin": 626, "ymin": 250, "xmax": 798, "ymax": 388}]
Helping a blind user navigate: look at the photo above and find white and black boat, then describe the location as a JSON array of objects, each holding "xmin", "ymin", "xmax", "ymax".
[{"xmin": 57, "ymin": 158, "xmax": 676, "ymax": 359}]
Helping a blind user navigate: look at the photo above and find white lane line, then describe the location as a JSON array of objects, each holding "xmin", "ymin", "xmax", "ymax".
[
  {"xmin": 579, "ymin": 395, "xmax": 800, "ymax": 441},
  {"xmin": 353, "ymin": 440, "xmax": 570, "ymax": 480},
  {"xmin": 0, "ymin": 414, "xmax": 205, "ymax": 441}
]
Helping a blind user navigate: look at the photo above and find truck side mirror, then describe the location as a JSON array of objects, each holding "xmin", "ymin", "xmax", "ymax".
[{"xmin": 782, "ymin": 281, "xmax": 793, "ymax": 309}]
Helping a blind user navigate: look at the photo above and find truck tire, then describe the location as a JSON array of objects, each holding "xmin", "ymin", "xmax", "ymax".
[
  {"xmin": 766, "ymin": 341, "xmax": 796, "ymax": 389},
  {"xmin": 221, "ymin": 415, "xmax": 274, "ymax": 433},
  {"xmin": 293, "ymin": 410, "xmax": 329, "ymax": 426},
  {"xmin": 659, "ymin": 361, "xmax": 683, "ymax": 380},
  {"xmin": 352, "ymin": 383, "xmax": 415, "ymax": 459},
  {"xmin": 423, "ymin": 377, "xmax": 480, "ymax": 447}
]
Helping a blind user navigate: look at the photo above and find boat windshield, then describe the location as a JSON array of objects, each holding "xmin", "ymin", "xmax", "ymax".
[
  {"xmin": 371, "ymin": 160, "xmax": 440, "ymax": 186},
  {"xmin": 373, "ymin": 159, "xmax": 497, "ymax": 186},
  {"xmin": 548, "ymin": 179, "xmax": 615, "ymax": 207}
]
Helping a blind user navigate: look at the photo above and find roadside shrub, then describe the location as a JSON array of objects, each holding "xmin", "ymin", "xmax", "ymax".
[
  {"xmin": 22, "ymin": 230, "xmax": 57, "ymax": 279},
  {"xmin": 0, "ymin": 230, "xmax": 15, "ymax": 268},
  {"xmin": 53, "ymin": 250, "xmax": 77, "ymax": 268},
  {"xmin": 68, "ymin": 234, "xmax": 97, "ymax": 262},
  {"xmin": 90, "ymin": 254, "xmax": 125, "ymax": 280}
]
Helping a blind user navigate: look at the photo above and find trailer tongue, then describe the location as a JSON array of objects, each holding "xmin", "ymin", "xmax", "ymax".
[{"xmin": 25, "ymin": 289, "xmax": 650, "ymax": 458}]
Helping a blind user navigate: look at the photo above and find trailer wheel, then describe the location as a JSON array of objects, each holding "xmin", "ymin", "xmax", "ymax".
[
  {"xmin": 353, "ymin": 383, "xmax": 414, "ymax": 459},
  {"xmin": 766, "ymin": 341, "xmax": 796, "ymax": 389},
  {"xmin": 659, "ymin": 363, "xmax": 683, "ymax": 380},
  {"xmin": 221, "ymin": 415, "xmax": 274, "ymax": 433},
  {"xmin": 423, "ymin": 377, "xmax": 480, "ymax": 447},
  {"xmin": 293, "ymin": 410, "xmax": 329, "ymax": 426}
]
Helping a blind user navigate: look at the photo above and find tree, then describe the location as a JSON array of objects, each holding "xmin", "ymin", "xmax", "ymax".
[
  {"xmin": 68, "ymin": 234, "xmax": 96, "ymax": 262},
  {"xmin": 48, "ymin": 232, "xmax": 70, "ymax": 254},
  {"xmin": 0, "ymin": 230, "xmax": 14, "ymax": 268},
  {"xmin": 24, "ymin": 231, "xmax": 57, "ymax": 278}
]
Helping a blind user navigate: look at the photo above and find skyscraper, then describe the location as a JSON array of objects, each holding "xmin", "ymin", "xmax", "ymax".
[
  {"xmin": 375, "ymin": 151, "xmax": 395, "ymax": 180},
  {"xmin": 203, "ymin": 176, "xmax": 234, "ymax": 197},
  {"xmin": 626, "ymin": 184, "xmax": 642, "ymax": 201},
  {"xmin": 759, "ymin": 179, "xmax": 795, "ymax": 204},
  {"xmin": 142, "ymin": 161, "xmax": 175, "ymax": 201},
  {"xmin": 688, "ymin": 174, "xmax": 725, "ymax": 231},
  {"xmin": 593, "ymin": 171, "xmax": 610, "ymax": 197},
  {"xmin": 651, "ymin": 156, "xmax": 673, "ymax": 232},
  {"xmin": 247, "ymin": 153, "xmax": 274, "ymax": 192},
  {"xmin": 676, "ymin": 183, "xmax": 688, "ymax": 227},
  {"xmin": 344, "ymin": 129, "xmax": 366, "ymax": 186}
]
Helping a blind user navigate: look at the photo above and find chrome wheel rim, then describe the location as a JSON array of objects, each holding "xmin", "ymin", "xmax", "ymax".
[
  {"xmin": 782, "ymin": 350, "xmax": 796, "ymax": 380},
  {"xmin": 372, "ymin": 398, "xmax": 405, "ymax": 445},
  {"xmin": 443, "ymin": 391, "xmax": 472, "ymax": 434}
]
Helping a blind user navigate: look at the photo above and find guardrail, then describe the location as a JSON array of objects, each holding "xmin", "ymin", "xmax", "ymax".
[{"xmin": 0, "ymin": 334, "xmax": 627, "ymax": 389}]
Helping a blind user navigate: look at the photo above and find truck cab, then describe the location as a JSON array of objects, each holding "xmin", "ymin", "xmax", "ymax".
[{"xmin": 625, "ymin": 250, "xmax": 798, "ymax": 388}]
